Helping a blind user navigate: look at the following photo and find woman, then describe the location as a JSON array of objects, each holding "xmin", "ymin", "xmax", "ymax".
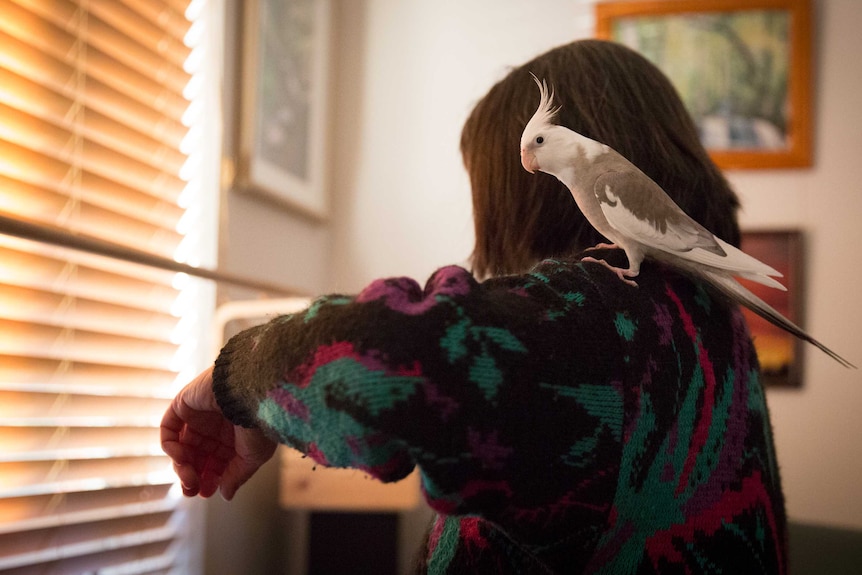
[{"xmin": 162, "ymin": 40, "xmax": 786, "ymax": 573}]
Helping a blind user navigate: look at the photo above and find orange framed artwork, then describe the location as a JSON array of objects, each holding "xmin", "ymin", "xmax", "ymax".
[{"xmin": 595, "ymin": 0, "xmax": 813, "ymax": 169}]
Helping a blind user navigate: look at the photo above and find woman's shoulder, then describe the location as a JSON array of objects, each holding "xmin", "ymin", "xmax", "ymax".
[
  {"xmin": 543, "ymin": 248, "xmax": 749, "ymax": 363},
  {"xmin": 522, "ymin": 248, "xmax": 699, "ymax": 302}
]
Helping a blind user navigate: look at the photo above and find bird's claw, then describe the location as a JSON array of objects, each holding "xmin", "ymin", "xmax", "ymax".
[
  {"xmin": 580, "ymin": 256, "xmax": 639, "ymax": 288},
  {"xmin": 584, "ymin": 242, "xmax": 619, "ymax": 252}
]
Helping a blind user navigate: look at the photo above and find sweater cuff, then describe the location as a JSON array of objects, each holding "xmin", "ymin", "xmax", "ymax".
[{"xmin": 212, "ymin": 327, "xmax": 262, "ymax": 429}]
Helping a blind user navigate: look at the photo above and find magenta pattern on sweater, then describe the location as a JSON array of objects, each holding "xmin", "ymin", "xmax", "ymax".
[{"xmin": 213, "ymin": 250, "xmax": 787, "ymax": 573}]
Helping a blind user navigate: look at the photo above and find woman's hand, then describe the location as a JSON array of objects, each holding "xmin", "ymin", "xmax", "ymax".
[{"xmin": 160, "ymin": 367, "xmax": 277, "ymax": 500}]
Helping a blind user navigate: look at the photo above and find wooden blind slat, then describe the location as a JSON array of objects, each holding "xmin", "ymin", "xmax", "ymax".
[
  {"xmin": 0, "ymin": 104, "xmax": 186, "ymax": 201},
  {"xmin": 0, "ymin": 234, "xmax": 182, "ymax": 287},
  {"xmin": 162, "ymin": 0, "xmax": 192, "ymax": 20},
  {"xmin": 0, "ymin": 245, "xmax": 180, "ymax": 312},
  {"xmin": 0, "ymin": 52, "xmax": 187, "ymax": 150},
  {"xmin": 0, "ymin": 539, "xmax": 174, "ymax": 575},
  {"xmin": 121, "ymin": 0, "xmax": 192, "ymax": 40},
  {"xmin": 0, "ymin": 140, "xmax": 184, "ymax": 216},
  {"xmin": 0, "ymin": 187, "xmax": 184, "ymax": 256},
  {"xmin": 24, "ymin": 0, "xmax": 188, "ymax": 89},
  {"xmin": 5, "ymin": 0, "xmax": 190, "ymax": 89},
  {"xmin": 0, "ymin": 391, "xmax": 170, "ymax": 425},
  {"xmin": 0, "ymin": 0, "xmax": 203, "ymax": 572},
  {"xmin": 0, "ymin": 484, "xmax": 174, "ymax": 533},
  {"xmin": 0, "ymin": 69, "xmax": 187, "ymax": 172},
  {"xmin": 0, "ymin": 0, "xmax": 190, "ymax": 109},
  {"xmin": 0, "ymin": 217, "xmax": 302, "ymax": 296},
  {"xmin": 0, "ymin": 318, "xmax": 178, "ymax": 370},
  {"xmin": 0, "ymin": 457, "xmax": 175, "ymax": 498},
  {"xmin": 0, "ymin": 28, "xmax": 188, "ymax": 124},
  {"xmin": 0, "ymin": 354, "xmax": 176, "ymax": 398},
  {"xmin": 0, "ymin": 284, "xmax": 179, "ymax": 343},
  {"xmin": 0, "ymin": 510, "xmax": 176, "ymax": 570},
  {"xmin": 90, "ymin": 0, "xmax": 191, "ymax": 65},
  {"xmin": 0, "ymin": 427, "xmax": 167, "ymax": 463}
]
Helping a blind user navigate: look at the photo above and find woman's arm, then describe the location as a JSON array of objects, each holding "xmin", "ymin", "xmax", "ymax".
[{"xmin": 164, "ymin": 260, "xmax": 626, "ymax": 531}]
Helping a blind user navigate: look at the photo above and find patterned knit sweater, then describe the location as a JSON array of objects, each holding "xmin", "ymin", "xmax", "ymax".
[{"xmin": 212, "ymin": 249, "xmax": 787, "ymax": 574}]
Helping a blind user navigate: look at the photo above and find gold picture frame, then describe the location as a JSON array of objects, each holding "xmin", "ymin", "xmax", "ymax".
[
  {"xmin": 596, "ymin": 0, "xmax": 813, "ymax": 169},
  {"xmin": 237, "ymin": 0, "xmax": 332, "ymax": 219}
]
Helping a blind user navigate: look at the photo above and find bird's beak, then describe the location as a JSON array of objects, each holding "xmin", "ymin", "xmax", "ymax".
[{"xmin": 520, "ymin": 148, "xmax": 538, "ymax": 174}]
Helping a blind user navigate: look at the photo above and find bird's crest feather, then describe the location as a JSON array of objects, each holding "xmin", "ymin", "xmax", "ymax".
[{"xmin": 525, "ymin": 74, "xmax": 560, "ymax": 134}]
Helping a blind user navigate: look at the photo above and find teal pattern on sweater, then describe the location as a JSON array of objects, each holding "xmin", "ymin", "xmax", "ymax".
[{"xmin": 213, "ymin": 249, "xmax": 786, "ymax": 574}]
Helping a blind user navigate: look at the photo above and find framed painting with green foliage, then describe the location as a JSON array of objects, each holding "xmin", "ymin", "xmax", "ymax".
[
  {"xmin": 596, "ymin": 0, "xmax": 812, "ymax": 169},
  {"xmin": 237, "ymin": 0, "xmax": 332, "ymax": 219}
]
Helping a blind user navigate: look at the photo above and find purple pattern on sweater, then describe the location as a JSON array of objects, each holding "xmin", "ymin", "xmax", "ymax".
[{"xmin": 356, "ymin": 266, "xmax": 472, "ymax": 315}]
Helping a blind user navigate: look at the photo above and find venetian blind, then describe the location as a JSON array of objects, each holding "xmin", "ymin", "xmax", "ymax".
[{"xmin": 0, "ymin": 0, "xmax": 212, "ymax": 572}]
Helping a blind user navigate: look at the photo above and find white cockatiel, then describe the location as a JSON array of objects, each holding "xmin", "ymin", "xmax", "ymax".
[{"xmin": 520, "ymin": 77, "xmax": 854, "ymax": 367}]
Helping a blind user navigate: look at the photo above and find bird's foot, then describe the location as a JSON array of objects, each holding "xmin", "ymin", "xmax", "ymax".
[
  {"xmin": 581, "ymin": 256, "xmax": 639, "ymax": 288},
  {"xmin": 585, "ymin": 242, "xmax": 619, "ymax": 252}
]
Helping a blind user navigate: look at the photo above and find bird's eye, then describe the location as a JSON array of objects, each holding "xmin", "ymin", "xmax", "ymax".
[{"xmin": 535, "ymin": 136, "xmax": 544, "ymax": 144}]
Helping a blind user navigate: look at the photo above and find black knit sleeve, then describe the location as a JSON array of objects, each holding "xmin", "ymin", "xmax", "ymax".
[{"xmin": 211, "ymin": 259, "xmax": 626, "ymax": 536}]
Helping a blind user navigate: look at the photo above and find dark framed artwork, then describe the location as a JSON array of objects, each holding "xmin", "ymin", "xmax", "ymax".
[
  {"xmin": 237, "ymin": 0, "xmax": 332, "ymax": 218},
  {"xmin": 738, "ymin": 230, "xmax": 804, "ymax": 387},
  {"xmin": 596, "ymin": 0, "xmax": 813, "ymax": 169}
]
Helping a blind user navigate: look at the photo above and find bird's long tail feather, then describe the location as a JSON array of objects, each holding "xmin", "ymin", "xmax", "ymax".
[
  {"xmin": 679, "ymin": 237, "xmax": 784, "ymax": 286},
  {"xmin": 736, "ymin": 271, "xmax": 787, "ymax": 291},
  {"xmin": 700, "ymin": 269, "xmax": 855, "ymax": 369}
]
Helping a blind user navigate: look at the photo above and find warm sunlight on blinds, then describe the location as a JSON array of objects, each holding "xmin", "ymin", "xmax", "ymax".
[{"xmin": 0, "ymin": 0, "xmax": 212, "ymax": 572}]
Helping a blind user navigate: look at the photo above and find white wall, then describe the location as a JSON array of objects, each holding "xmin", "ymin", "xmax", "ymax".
[
  {"xmin": 730, "ymin": 0, "xmax": 862, "ymax": 530},
  {"xmin": 328, "ymin": 0, "xmax": 862, "ymax": 530},
  {"xmin": 329, "ymin": 0, "xmax": 595, "ymax": 289}
]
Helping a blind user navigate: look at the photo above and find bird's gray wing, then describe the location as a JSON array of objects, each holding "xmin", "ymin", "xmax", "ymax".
[
  {"xmin": 594, "ymin": 170, "xmax": 784, "ymax": 283},
  {"xmin": 594, "ymin": 170, "xmax": 722, "ymax": 253}
]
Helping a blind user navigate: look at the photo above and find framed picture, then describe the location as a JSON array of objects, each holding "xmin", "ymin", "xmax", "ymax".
[
  {"xmin": 738, "ymin": 230, "xmax": 804, "ymax": 387},
  {"xmin": 237, "ymin": 0, "xmax": 332, "ymax": 218},
  {"xmin": 595, "ymin": 0, "xmax": 812, "ymax": 169}
]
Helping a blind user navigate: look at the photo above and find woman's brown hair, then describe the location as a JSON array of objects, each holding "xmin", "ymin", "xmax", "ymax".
[{"xmin": 461, "ymin": 39, "xmax": 741, "ymax": 278}]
